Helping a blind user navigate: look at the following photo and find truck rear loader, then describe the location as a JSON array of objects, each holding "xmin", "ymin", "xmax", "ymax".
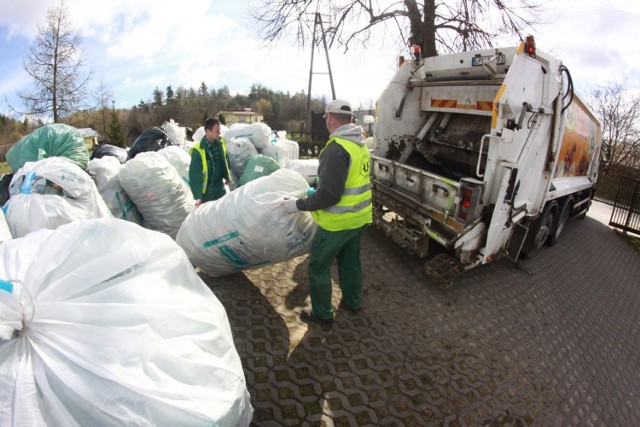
[{"xmin": 371, "ymin": 37, "xmax": 602, "ymax": 282}]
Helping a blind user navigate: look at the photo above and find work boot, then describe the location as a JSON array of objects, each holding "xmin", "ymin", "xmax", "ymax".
[
  {"xmin": 300, "ymin": 307, "xmax": 333, "ymax": 324},
  {"xmin": 338, "ymin": 301, "xmax": 362, "ymax": 314}
]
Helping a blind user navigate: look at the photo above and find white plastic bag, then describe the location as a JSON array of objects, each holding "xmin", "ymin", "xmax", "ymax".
[
  {"xmin": 286, "ymin": 159, "xmax": 319, "ymax": 186},
  {"xmin": 260, "ymin": 139, "xmax": 290, "ymax": 168},
  {"xmin": 119, "ymin": 152, "xmax": 194, "ymax": 239},
  {"xmin": 157, "ymin": 145, "xmax": 191, "ymax": 185},
  {"xmin": 0, "ymin": 218, "xmax": 253, "ymax": 426},
  {"xmin": 224, "ymin": 123, "xmax": 272, "ymax": 151},
  {"xmin": 0, "ymin": 209, "xmax": 11, "ymax": 243},
  {"xmin": 87, "ymin": 156, "xmax": 143, "ymax": 225},
  {"xmin": 226, "ymin": 136, "xmax": 258, "ymax": 178},
  {"xmin": 4, "ymin": 157, "xmax": 112, "ymax": 238},
  {"xmin": 273, "ymin": 133, "xmax": 300, "ymax": 161},
  {"xmin": 177, "ymin": 169, "xmax": 316, "ymax": 277},
  {"xmin": 163, "ymin": 119, "xmax": 186, "ymax": 146}
]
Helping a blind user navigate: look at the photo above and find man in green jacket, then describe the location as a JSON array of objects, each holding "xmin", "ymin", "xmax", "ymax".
[
  {"xmin": 283, "ymin": 99, "xmax": 372, "ymax": 324},
  {"xmin": 189, "ymin": 117, "xmax": 231, "ymax": 206}
]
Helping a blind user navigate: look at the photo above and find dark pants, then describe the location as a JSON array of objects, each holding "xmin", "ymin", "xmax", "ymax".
[{"xmin": 308, "ymin": 224, "xmax": 368, "ymax": 319}]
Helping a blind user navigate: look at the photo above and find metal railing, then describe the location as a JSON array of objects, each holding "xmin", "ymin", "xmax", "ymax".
[{"xmin": 609, "ymin": 175, "xmax": 640, "ymax": 234}]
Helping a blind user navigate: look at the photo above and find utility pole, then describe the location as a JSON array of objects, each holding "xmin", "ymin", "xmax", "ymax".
[{"xmin": 306, "ymin": 12, "xmax": 336, "ymax": 121}]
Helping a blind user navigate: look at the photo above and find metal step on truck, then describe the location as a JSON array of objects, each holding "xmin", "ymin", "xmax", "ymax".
[{"xmin": 371, "ymin": 36, "xmax": 602, "ymax": 284}]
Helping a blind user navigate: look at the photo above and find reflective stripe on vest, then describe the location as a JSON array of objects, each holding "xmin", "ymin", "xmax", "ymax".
[
  {"xmin": 189, "ymin": 137, "xmax": 230, "ymax": 194},
  {"xmin": 311, "ymin": 137, "xmax": 372, "ymax": 231}
]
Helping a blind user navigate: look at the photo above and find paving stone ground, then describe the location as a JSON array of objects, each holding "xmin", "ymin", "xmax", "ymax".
[{"xmin": 201, "ymin": 214, "xmax": 640, "ymax": 426}]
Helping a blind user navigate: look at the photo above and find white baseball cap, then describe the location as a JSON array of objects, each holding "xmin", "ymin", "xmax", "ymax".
[{"xmin": 324, "ymin": 99, "xmax": 353, "ymax": 117}]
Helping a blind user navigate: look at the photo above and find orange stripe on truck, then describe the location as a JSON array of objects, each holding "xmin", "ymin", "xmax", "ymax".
[
  {"xmin": 431, "ymin": 99, "xmax": 457, "ymax": 109},
  {"xmin": 476, "ymin": 101, "xmax": 493, "ymax": 111}
]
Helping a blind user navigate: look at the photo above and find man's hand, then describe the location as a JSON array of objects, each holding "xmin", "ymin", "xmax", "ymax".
[
  {"xmin": 195, "ymin": 199, "xmax": 202, "ymax": 208},
  {"xmin": 282, "ymin": 197, "xmax": 299, "ymax": 214}
]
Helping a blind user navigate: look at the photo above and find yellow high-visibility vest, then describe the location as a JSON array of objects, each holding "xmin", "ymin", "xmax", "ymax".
[
  {"xmin": 189, "ymin": 137, "xmax": 230, "ymax": 194},
  {"xmin": 311, "ymin": 137, "xmax": 372, "ymax": 231}
]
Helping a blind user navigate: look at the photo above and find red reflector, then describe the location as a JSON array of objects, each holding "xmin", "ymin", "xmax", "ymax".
[
  {"xmin": 458, "ymin": 187, "xmax": 474, "ymax": 221},
  {"xmin": 525, "ymin": 35, "xmax": 536, "ymax": 57}
]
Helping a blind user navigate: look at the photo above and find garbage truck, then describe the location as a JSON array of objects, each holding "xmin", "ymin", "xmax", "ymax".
[{"xmin": 371, "ymin": 36, "xmax": 602, "ymax": 282}]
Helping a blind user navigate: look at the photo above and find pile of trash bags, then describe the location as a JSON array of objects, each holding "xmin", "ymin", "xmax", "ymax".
[
  {"xmin": 0, "ymin": 119, "xmax": 325, "ymax": 424},
  {"xmin": 0, "ymin": 218, "xmax": 253, "ymax": 425}
]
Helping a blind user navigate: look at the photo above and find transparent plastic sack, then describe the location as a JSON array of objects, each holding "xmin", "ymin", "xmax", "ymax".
[
  {"xmin": 285, "ymin": 159, "xmax": 319, "ymax": 187},
  {"xmin": 0, "ymin": 209, "xmax": 11, "ymax": 243},
  {"xmin": 224, "ymin": 123, "xmax": 272, "ymax": 151},
  {"xmin": 163, "ymin": 119, "xmax": 186, "ymax": 146},
  {"xmin": 86, "ymin": 157, "xmax": 143, "ymax": 224},
  {"xmin": 0, "ymin": 218, "xmax": 253, "ymax": 426},
  {"xmin": 259, "ymin": 139, "xmax": 290, "ymax": 168},
  {"xmin": 177, "ymin": 169, "xmax": 317, "ymax": 277},
  {"xmin": 4, "ymin": 157, "xmax": 112, "ymax": 238},
  {"xmin": 274, "ymin": 132, "xmax": 300, "ymax": 161},
  {"xmin": 118, "ymin": 152, "xmax": 194, "ymax": 239},
  {"xmin": 226, "ymin": 137, "xmax": 258, "ymax": 178},
  {"xmin": 157, "ymin": 145, "xmax": 191, "ymax": 186}
]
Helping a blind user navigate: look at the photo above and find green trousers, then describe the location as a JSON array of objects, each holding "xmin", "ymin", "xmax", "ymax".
[{"xmin": 308, "ymin": 224, "xmax": 368, "ymax": 319}]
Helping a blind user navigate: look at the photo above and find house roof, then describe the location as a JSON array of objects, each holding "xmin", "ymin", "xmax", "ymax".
[
  {"xmin": 77, "ymin": 128, "xmax": 99, "ymax": 137},
  {"xmin": 217, "ymin": 111, "xmax": 262, "ymax": 117}
]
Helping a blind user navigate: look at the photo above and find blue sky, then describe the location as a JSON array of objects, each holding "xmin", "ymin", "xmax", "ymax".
[{"xmin": 1, "ymin": 0, "xmax": 639, "ymax": 119}]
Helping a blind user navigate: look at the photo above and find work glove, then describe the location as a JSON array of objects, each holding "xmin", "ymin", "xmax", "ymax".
[{"xmin": 283, "ymin": 197, "xmax": 299, "ymax": 214}]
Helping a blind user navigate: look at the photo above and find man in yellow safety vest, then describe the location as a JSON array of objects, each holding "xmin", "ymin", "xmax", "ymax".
[
  {"xmin": 283, "ymin": 99, "xmax": 372, "ymax": 323},
  {"xmin": 188, "ymin": 117, "xmax": 231, "ymax": 206}
]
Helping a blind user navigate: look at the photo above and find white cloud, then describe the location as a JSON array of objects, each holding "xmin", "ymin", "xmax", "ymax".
[{"xmin": 1, "ymin": 0, "xmax": 639, "ymax": 115}]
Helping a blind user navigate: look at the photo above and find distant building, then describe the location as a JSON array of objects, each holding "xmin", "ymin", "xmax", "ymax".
[
  {"xmin": 216, "ymin": 109, "xmax": 263, "ymax": 126},
  {"xmin": 77, "ymin": 128, "xmax": 100, "ymax": 150}
]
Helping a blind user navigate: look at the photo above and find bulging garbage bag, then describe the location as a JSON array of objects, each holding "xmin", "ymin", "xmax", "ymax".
[
  {"xmin": 118, "ymin": 151, "xmax": 194, "ymax": 239},
  {"xmin": 259, "ymin": 139, "xmax": 290, "ymax": 168},
  {"xmin": 286, "ymin": 159, "xmax": 319, "ymax": 187},
  {"xmin": 0, "ymin": 218, "xmax": 253, "ymax": 426},
  {"xmin": 177, "ymin": 168, "xmax": 316, "ymax": 277},
  {"xmin": 223, "ymin": 123, "xmax": 272, "ymax": 151},
  {"xmin": 6, "ymin": 123, "xmax": 90, "ymax": 173},
  {"xmin": 226, "ymin": 136, "xmax": 258, "ymax": 178},
  {"xmin": 90, "ymin": 143, "xmax": 128, "ymax": 163},
  {"xmin": 236, "ymin": 154, "xmax": 280, "ymax": 187},
  {"xmin": 126, "ymin": 127, "xmax": 173, "ymax": 161},
  {"xmin": 157, "ymin": 145, "xmax": 191, "ymax": 186},
  {"xmin": 86, "ymin": 156, "xmax": 143, "ymax": 225},
  {"xmin": 4, "ymin": 157, "xmax": 112, "ymax": 238},
  {"xmin": 0, "ymin": 209, "xmax": 11, "ymax": 243}
]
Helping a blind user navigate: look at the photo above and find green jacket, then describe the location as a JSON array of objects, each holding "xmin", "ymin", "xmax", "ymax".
[{"xmin": 189, "ymin": 137, "xmax": 231, "ymax": 202}]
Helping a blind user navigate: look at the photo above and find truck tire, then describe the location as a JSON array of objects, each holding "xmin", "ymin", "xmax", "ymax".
[
  {"xmin": 533, "ymin": 201, "xmax": 558, "ymax": 250},
  {"xmin": 547, "ymin": 198, "xmax": 572, "ymax": 247}
]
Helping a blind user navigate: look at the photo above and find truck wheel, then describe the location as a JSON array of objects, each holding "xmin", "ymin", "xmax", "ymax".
[
  {"xmin": 547, "ymin": 198, "xmax": 572, "ymax": 247},
  {"xmin": 533, "ymin": 201, "xmax": 558, "ymax": 250}
]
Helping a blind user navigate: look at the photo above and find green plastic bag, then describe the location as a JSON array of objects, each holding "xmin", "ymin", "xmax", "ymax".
[
  {"xmin": 236, "ymin": 154, "xmax": 280, "ymax": 187},
  {"xmin": 6, "ymin": 124, "xmax": 90, "ymax": 172}
]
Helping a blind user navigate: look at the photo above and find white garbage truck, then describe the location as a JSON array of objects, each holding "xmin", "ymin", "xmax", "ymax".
[{"xmin": 371, "ymin": 36, "xmax": 602, "ymax": 282}]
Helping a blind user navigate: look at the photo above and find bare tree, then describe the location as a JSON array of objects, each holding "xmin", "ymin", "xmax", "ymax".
[
  {"xmin": 588, "ymin": 81, "xmax": 640, "ymax": 172},
  {"xmin": 93, "ymin": 76, "xmax": 114, "ymax": 134},
  {"xmin": 16, "ymin": 0, "xmax": 93, "ymax": 122},
  {"xmin": 249, "ymin": 0, "xmax": 545, "ymax": 58}
]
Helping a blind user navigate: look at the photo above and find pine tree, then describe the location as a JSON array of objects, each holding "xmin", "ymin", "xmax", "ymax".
[{"xmin": 106, "ymin": 105, "xmax": 126, "ymax": 148}]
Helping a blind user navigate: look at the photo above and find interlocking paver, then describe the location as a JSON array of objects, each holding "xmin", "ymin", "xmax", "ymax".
[{"xmin": 202, "ymin": 214, "xmax": 640, "ymax": 425}]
